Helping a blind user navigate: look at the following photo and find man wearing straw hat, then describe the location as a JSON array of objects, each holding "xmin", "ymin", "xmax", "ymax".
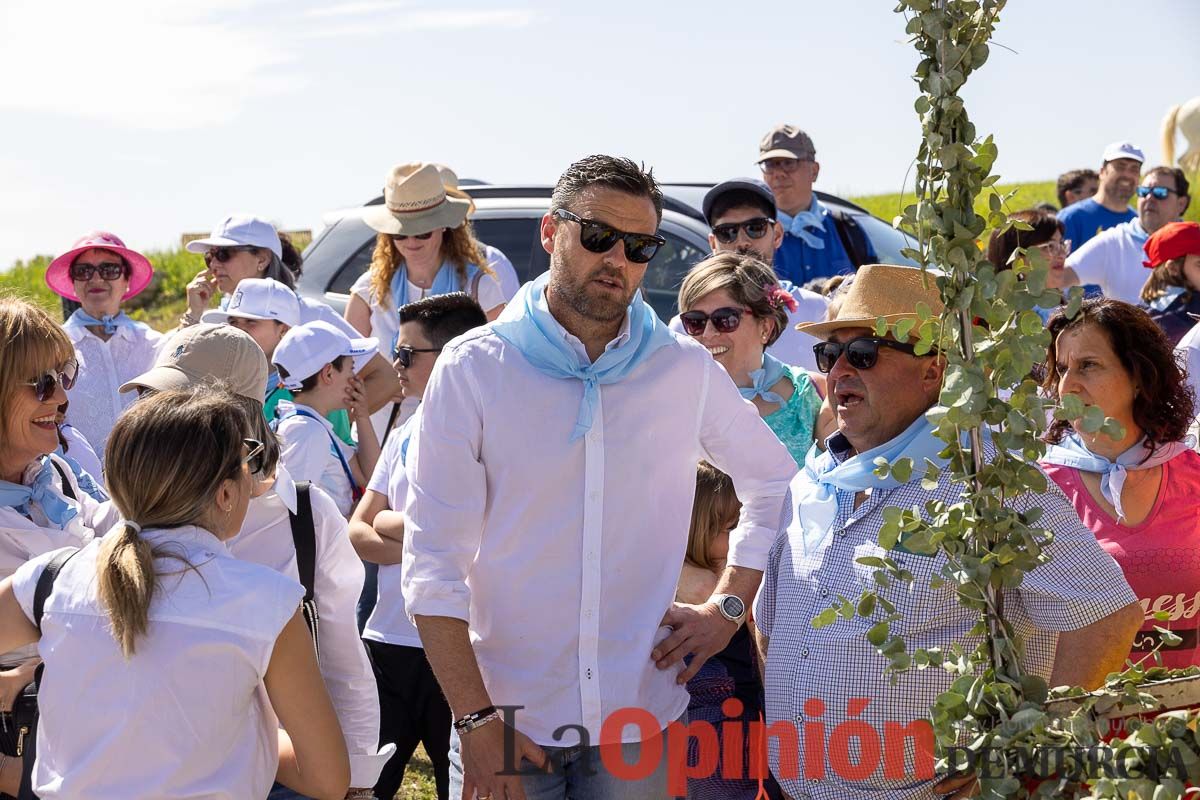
[{"xmin": 754, "ymin": 264, "xmax": 1143, "ymax": 800}]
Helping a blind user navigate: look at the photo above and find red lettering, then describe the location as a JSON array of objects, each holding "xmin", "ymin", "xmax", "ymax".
[
  {"xmin": 828, "ymin": 698, "xmax": 882, "ymax": 781},
  {"xmin": 883, "ymin": 719, "xmax": 935, "ymax": 779},
  {"xmin": 665, "ymin": 718, "xmax": 719, "ymax": 795},
  {"xmin": 599, "ymin": 708, "xmax": 662, "ymax": 783}
]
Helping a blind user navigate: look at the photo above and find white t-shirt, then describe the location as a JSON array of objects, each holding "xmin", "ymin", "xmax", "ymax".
[
  {"xmin": 276, "ymin": 401, "xmax": 357, "ymax": 517},
  {"xmin": 485, "ymin": 244, "xmax": 521, "ymax": 300},
  {"xmin": 1065, "ymin": 218, "xmax": 1152, "ymax": 305},
  {"xmin": 363, "ymin": 414, "xmax": 421, "ymax": 648},
  {"xmin": 1177, "ymin": 322, "xmax": 1200, "ymax": 446},
  {"xmin": 12, "ymin": 527, "xmax": 302, "ymax": 799}
]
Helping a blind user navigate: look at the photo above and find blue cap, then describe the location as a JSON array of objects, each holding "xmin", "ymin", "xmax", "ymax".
[{"xmin": 702, "ymin": 179, "xmax": 777, "ymax": 227}]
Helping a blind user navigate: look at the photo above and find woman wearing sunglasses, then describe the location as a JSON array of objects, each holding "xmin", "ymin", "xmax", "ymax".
[
  {"xmin": 0, "ymin": 298, "xmax": 108, "ymax": 795},
  {"xmin": 1139, "ymin": 221, "xmax": 1200, "ymax": 346},
  {"xmin": 44, "ymin": 232, "xmax": 161, "ymax": 464},
  {"xmin": 985, "ymin": 208, "xmax": 1072, "ymax": 324},
  {"xmin": 0, "ymin": 386, "xmax": 351, "ymax": 798},
  {"xmin": 677, "ymin": 253, "xmax": 834, "ymax": 467}
]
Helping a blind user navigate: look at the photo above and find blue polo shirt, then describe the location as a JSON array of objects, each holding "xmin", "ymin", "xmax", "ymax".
[
  {"xmin": 773, "ymin": 202, "xmax": 860, "ymax": 285},
  {"xmin": 1057, "ymin": 198, "xmax": 1136, "ymax": 249}
]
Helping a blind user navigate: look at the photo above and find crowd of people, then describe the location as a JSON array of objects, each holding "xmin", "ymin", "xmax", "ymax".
[{"xmin": 0, "ymin": 123, "xmax": 1196, "ymax": 800}]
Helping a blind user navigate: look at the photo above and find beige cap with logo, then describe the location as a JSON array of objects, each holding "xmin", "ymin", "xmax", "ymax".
[
  {"xmin": 119, "ymin": 323, "xmax": 268, "ymax": 401},
  {"xmin": 758, "ymin": 124, "xmax": 817, "ymax": 162}
]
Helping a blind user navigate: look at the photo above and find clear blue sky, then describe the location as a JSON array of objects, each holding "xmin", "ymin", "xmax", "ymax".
[{"xmin": 2, "ymin": 0, "xmax": 1197, "ymax": 268}]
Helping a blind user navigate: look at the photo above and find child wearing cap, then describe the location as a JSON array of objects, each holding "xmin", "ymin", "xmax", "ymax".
[
  {"xmin": 273, "ymin": 321, "xmax": 381, "ymax": 517},
  {"xmin": 1140, "ymin": 221, "xmax": 1200, "ymax": 346}
]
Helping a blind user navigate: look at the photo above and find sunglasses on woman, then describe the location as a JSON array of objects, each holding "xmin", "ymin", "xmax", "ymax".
[
  {"xmin": 812, "ymin": 337, "xmax": 919, "ymax": 373},
  {"xmin": 204, "ymin": 246, "xmax": 256, "ymax": 264},
  {"xmin": 711, "ymin": 218, "xmax": 775, "ymax": 244},
  {"xmin": 393, "ymin": 345, "xmax": 442, "ymax": 368},
  {"xmin": 242, "ymin": 438, "xmax": 266, "ymax": 476},
  {"xmin": 23, "ymin": 361, "xmax": 79, "ymax": 402},
  {"xmin": 678, "ymin": 307, "xmax": 748, "ymax": 336},
  {"xmin": 553, "ymin": 209, "xmax": 666, "ymax": 264},
  {"xmin": 390, "ymin": 231, "xmax": 435, "ymax": 242},
  {"xmin": 69, "ymin": 261, "xmax": 127, "ymax": 282},
  {"xmin": 1137, "ymin": 186, "xmax": 1178, "ymax": 200}
]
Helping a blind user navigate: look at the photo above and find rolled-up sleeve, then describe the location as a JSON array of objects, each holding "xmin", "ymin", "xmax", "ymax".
[
  {"xmin": 698, "ymin": 358, "xmax": 797, "ymax": 571},
  {"xmin": 1015, "ymin": 482, "xmax": 1137, "ymax": 631},
  {"xmin": 401, "ymin": 346, "xmax": 488, "ymax": 623}
]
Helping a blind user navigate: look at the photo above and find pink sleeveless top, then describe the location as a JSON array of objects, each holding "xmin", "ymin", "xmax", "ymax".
[{"xmin": 1043, "ymin": 449, "xmax": 1200, "ymax": 669}]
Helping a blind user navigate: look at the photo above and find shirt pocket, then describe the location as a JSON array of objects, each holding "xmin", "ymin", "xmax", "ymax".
[{"xmin": 851, "ymin": 542, "xmax": 959, "ymax": 637}]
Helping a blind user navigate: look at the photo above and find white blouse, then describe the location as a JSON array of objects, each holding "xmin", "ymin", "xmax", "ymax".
[
  {"xmin": 12, "ymin": 526, "xmax": 303, "ymax": 799},
  {"xmin": 63, "ymin": 319, "xmax": 163, "ymax": 463}
]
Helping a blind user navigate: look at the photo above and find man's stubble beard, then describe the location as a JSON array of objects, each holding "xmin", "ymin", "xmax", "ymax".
[{"xmin": 548, "ymin": 252, "xmax": 636, "ymax": 324}]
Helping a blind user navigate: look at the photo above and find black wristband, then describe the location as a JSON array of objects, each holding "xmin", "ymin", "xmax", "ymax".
[{"xmin": 453, "ymin": 705, "xmax": 498, "ymax": 734}]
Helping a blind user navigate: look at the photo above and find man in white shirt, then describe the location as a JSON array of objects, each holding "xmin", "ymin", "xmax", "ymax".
[
  {"xmin": 402, "ymin": 155, "xmax": 797, "ymax": 800},
  {"xmin": 1177, "ymin": 319, "xmax": 1200, "ymax": 445},
  {"xmin": 1061, "ymin": 167, "xmax": 1192, "ymax": 304}
]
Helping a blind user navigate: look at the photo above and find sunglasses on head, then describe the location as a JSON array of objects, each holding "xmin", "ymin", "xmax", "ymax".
[
  {"xmin": 393, "ymin": 344, "xmax": 441, "ymax": 368},
  {"xmin": 69, "ymin": 261, "xmax": 126, "ymax": 282},
  {"xmin": 391, "ymin": 231, "xmax": 436, "ymax": 241},
  {"xmin": 553, "ymin": 209, "xmax": 666, "ymax": 264},
  {"xmin": 24, "ymin": 361, "xmax": 79, "ymax": 402},
  {"xmin": 678, "ymin": 307, "xmax": 749, "ymax": 336},
  {"xmin": 204, "ymin": 246, "xmax": 256, "ymax": 264},
  {"xmin": 712, "ymin": 218, "xmax": 775, "ymax": 244},
  {"xmin": 1137, "ymin": 186, "xmax": 1178, "ymax": 200},
  {"xmin": 242, "ymin": 438, "xmax": 266, "ymax": 477},
  {"xmin": 812, "ymin": 337, "xmax": 919, "ymax": 373}
]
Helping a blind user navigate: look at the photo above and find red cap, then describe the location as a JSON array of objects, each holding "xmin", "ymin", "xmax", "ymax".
[{"xmin": 1143, "ymin": 221, "xmax": 1200, "ymax": 268}]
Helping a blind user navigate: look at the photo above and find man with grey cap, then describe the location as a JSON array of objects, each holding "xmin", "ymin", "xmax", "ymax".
[{"xmin": 757, "ymin": 124, "xmax": 869, "ymax": 285}]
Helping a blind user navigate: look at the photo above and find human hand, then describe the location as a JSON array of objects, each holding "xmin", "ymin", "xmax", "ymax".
[
  {"xmin": 345, "ymin": 376, "xmax": 369, "ymax": 420},
  {"xmin": 460, "ymin": 720, "xmax": 547, "ymax": 800},
  {"xmin": 186, "ymin": 268, "xmax": 217, "ymax": 316},
  {"xmin": 933, "ymin": 772, "xmax": 979, "ymax": 798},
  {"xmin": 0, "ymin": 659, "xmax": 39, "ymax": 713},
  {"xmin": 651, "ymin": 602, "xmax": 738, "ymax": 684}
]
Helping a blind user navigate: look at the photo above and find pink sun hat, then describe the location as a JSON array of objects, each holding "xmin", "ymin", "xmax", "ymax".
[{"xmin": 45, "ymin": 231, "xmax": 154, "ymax": 302}]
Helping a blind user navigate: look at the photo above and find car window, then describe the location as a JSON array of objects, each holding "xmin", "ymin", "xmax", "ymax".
[
  {"xmin": 472, "ymin": 217, "xmax": 540, "ymax": 284},
  {"xmin": 328, "ymin": 233, "xmax": 378, "ymax": 295},
  {"xmin": 853, "ymin": 213, "xmax": 919, "ymax": 266},
  {"xmin": 640, "ymin": 229, "xmax": 709, "ymax": 321}
]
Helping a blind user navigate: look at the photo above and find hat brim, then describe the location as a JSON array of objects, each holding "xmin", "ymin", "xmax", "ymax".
[
  {"xmin": 757, "ymin": 148, "xmax": 814, "ymax": 163},
  {"xmin": 795, "ymin": 312, "xmax": 925, "ymax": 340},
  {"xmin": 45, "ymin": 244, "xmax": 154, "ymax": 302},
  {"xmin": 360, "ymin": 197, "xmax": 471, "ymax": 236},
  {"xmin": 201, "ymin": 308, "xmax": 297, "ymax": 327},
  {"xmin": 118, "ymin": 364, "xmax": 195, "ymax": 395},
  {"xmin": 443, "ymin": 186, "xmax": 477, "ymax": 216}
]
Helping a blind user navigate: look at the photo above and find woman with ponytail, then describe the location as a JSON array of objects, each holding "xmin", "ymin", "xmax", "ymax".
[{"xmin": 0, "ymin": 385, "xmax": 349, "ymax": 799}]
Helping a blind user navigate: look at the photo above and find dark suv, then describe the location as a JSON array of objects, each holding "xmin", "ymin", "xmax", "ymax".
[{"xmin": 297, "ymin": 182, "xmax": 916, "ymax": 322}]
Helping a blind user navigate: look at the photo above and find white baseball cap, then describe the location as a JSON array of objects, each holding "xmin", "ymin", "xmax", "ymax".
[
  {"xmin": 272, "ymin": 320, "xmax": 378, "ymax": 390},
  {"xmin": 185, "ymin": 214, "xmax": 283, "ymax": 258},
  {"xmin": 202, "ymin": 278, "xmax": 301, "ymax": 328},
  {"xmin": 1102, "ymin": 141, "xmax": 1145, "ymax": 164}
]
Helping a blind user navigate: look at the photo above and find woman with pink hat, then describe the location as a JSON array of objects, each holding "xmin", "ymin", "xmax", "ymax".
[{"xmin": 44, "ymin": 232, "xmax": 162, "ymax": 463}]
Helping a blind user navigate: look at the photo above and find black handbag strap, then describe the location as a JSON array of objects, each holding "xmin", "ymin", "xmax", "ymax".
[
  {"xmin": 48, "ymin": 458, "xmax": 76, "ymax": 502},
  {"xmin": 288, "ymin": 482, "xmax": 316, "ymax": 604},
  {"xmin": 33, "ymin": 547, "xmax": 79, "ymax": 633}
]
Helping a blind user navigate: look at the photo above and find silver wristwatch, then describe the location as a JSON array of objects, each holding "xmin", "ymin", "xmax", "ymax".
[{"xmin": 711, "ymin": 593, "xmax": 747, "ymax": 625}]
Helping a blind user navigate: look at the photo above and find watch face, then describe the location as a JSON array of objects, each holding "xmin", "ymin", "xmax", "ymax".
[{"xmin": 721, "ymin": 595, "xmax": 745, "ymax": 619}]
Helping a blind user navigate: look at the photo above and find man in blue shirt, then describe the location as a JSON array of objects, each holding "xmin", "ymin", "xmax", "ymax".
[
  {"xmin": 1057, "ymin": 141, "xmax": 1144, "ymax": 250},
  {"xmin": 757, "ymin": 124, "xmax": 868, "ymax": 285}
]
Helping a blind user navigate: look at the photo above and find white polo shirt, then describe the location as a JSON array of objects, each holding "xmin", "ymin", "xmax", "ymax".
[
  {"xmin": 276, "ymin": 401, "xmax": 356, "ymax": 517},
  {"xmin": 12, "ymin": 527, "xmax": 303, "ymax": 799},
  {"xmin": 1065, "ymin": 217, "xmax": 1152, "ymax": 304},
  {"xmin": 1177, "ymin": 322, "xmax": 1200, "ymax": 444}
]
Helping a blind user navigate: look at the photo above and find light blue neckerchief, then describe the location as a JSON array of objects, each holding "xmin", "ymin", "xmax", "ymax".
[
  {"xmin": 53, "ymin": 447, "xmax": 107, "ymax": 502},
  {"xmin": 492, "ymin": 272, "xmax": 675, "ymax": 441},
  {"xmin": 791, "ymin": 414, "xmax": 947, "ymax": 554},
  {"xmin": 1042, "ymin": 432, "xmax": 1193, "ymax": 522},
  {"xmin": 265, "ymin": 369, "xmax": 281, "ymax": 402},
  {"xmin": 388, "ymin": 259, "xmax": 482, "ymax": 351},
  {"xmin": 741, "ymin": 352, "xmax": 788, "ymax": 404},
  {"xmin": 1149, "ymin": 285, "xmax": 1187, "ymax": 313},
  {"xmin": 65, "ymin": 308, "xmax": 137, "ymax": 336},
  {"xmin": 776, "ymin": 196, "xmax": 826, "ymax": 249},
  {"xmin": 0, "ymin": 457, "xmax": 80, "ymax": 529}
]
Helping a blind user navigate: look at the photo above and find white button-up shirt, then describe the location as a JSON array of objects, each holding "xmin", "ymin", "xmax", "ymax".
[
  {"xmin": 225, "ymin": 471, "xmax": 387, "ymax": 786},
  {"xmin": 63, "ymin": 319, "xmax": 163, "ymax": 463},
  {"xmin": 402, "ymin": 319, "xmax": 796, "ymax": 746},
  {"xmin": 12, "ymin": 526, "xmax": 303, "ymax": 799}
]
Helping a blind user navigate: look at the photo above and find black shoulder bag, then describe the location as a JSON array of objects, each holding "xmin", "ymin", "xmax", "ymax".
[{"xmin": 287, "ymin": 482, "xmax": 320, "ymax": 660}]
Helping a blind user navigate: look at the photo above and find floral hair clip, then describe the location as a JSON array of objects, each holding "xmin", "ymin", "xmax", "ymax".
[{"xmin": 764, "ymin": 284, "xmax": 799, "ymax": 313}]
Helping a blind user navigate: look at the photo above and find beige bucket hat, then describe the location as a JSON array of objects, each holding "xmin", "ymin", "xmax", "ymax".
[
  {"xmin": 361, "ymin": 162, "xmax": 472, "ymax": 236},
  {"xmin": 795, "ymin": 264, "xmax": 945, "ymax": 340}
]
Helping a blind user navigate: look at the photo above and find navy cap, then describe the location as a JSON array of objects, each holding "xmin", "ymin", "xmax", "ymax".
[{"xmin": 702, "ymin": 179, "xmax": 777, "ymax": 227}]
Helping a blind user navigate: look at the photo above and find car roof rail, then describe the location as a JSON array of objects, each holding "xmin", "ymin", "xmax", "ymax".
[{"xmin": 362, "ymin": 184, "xmax": 708, "ymax": 222}]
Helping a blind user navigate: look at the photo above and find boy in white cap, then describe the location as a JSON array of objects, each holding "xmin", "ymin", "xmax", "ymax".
[{"xmin": 273, "ymin": 321, "xmax": 381, "ymax": 517}]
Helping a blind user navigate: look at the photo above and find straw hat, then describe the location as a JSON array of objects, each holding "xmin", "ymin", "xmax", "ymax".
[
  {"xmin": 795, "ymin": 264, "xmax": 944, "ymax": 340},
  {"xmin": 435, "ymin": 164, "xmax": 477, "ymax": 215},
  {"xmin": 361, "ymin": 162, "xmax": 471, "ymax": 236}
]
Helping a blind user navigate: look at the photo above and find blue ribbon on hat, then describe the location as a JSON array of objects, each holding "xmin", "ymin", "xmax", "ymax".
[
  {"xmin": 66, "ymin": 308, "xmax": 137, "ymax": 336},
  {"xmin": 740, "ymin": 353, "xmax": 788, "ymax": 404},
  {"xmin": 776, "ymin": 196, "xmax": 827, "ymax": 250},
  {"xmin": 491, "ymin": 272, "xmax": 674, "ymax": 442},
  {"xmin": 0, "ymin": 457, "xmax": 80, "ymax": 529}
]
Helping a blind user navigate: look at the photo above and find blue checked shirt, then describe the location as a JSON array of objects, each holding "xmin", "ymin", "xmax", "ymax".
[{"xmin": 755, "ymin": 430, "xmax": 1137, "ymax": 800}]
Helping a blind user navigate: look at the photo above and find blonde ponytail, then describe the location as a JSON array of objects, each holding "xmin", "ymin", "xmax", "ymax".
[{"xmin": 96, "ymin": 522, "xmax": 157, "ymax": 658}]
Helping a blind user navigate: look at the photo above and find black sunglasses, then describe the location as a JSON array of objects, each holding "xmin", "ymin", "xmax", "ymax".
[
  {"xmin": 242, "ymin": 438, "xmax": 266, "ymax": 477},
  {"xmin": 69, "ymin": 261, "xmax": 127, "ymax": 282},
  {"xmin": 393, "ymin": 345, "xmax": 441, "ymax": 368},
  {"xmin": 24, "ymin": 361, "xmax": 79, "ymax": 402},
  {"xmin": 712, "ymin": 217, "xmax": 775, "ymax": 244},
  {"xmin": 1137, "ymin": 186, "xmax": 1178, "ymax": 200},
  {"xmin": 553, "ymin": 209, "xmax": 666, "ymax": 264},
  {"xmin": 813, "ymin": 337, "xmax": 919, "ymax": 373},
  {"xmin": 391, "ymin": 231, "xmax": 435, "ymax": 241},
  {"xmin": 678, "ymin": 307, "xmax": 748, "ymax": 336},
  {"xmin": 204, "ymin": 246, "xmax": 256, "ymax": 264}
]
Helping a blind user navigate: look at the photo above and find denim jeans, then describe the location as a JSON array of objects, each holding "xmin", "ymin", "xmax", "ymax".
[{"xmin": 448, "ymin": 716, "xmax": 685, "ymax": 800}]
